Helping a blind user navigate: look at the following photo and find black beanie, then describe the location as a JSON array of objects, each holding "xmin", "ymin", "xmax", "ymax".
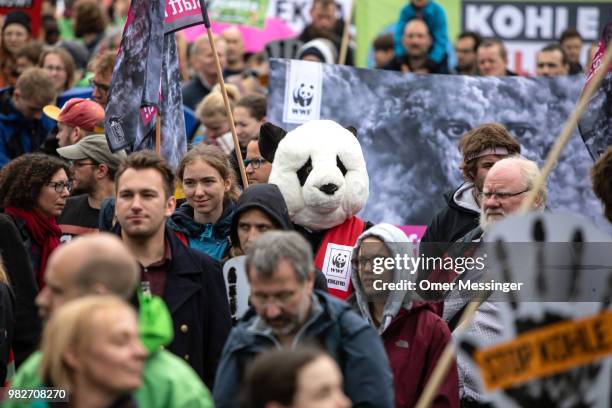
[{"xmin": 2, "ymin": 11, "xmax": 32, "ymax": 34}]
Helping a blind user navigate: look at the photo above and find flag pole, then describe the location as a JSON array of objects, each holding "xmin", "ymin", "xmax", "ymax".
[
  {"xmin": 198, "ymin": 1, "xmax": 249, "ymax": 189},
  {"xmin": 520, "ymin": 44, "xmax": 612, "ymax": 212},
  {"xmin": 338, "ymin": 0, "xmax": 354, "ymax": 65},
  {"xmin": 155, "ymin": 111, "xmax": 161, "ymax": 156}
]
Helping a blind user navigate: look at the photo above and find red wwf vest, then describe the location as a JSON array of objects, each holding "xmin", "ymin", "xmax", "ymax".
[{"xmin": 314, "ymin": 216, "xmax": 365, "ymax": 300}]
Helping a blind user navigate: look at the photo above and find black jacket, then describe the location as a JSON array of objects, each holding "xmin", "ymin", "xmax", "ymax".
[
  {"xmin": 229, "ymin": 184, "xmax": 328, "ymax": 291},
  {"xmin": 161, "ymin": 228, "xmax": 232, "ymax": 388},
  {"xmin": 0, "ymin": 282, "xmax": 14, "ymax": 384},
  {"xmin": 115, "ymin": 225, "xmax": 232, "ymax": 388},
  {"xmin": 0, "ymin": 214, "xmax": 40, "ymax": 367},
  {"xmin": 181, "ymin": 77, "xmax": 211, "ymax": 111},
  {"xmin": 418, "ymin": 184, "xmax": 480, "ymax": 300},
  {"xmin": 421, "ymin": 183, "xmax": 480, "ymax": 244}
]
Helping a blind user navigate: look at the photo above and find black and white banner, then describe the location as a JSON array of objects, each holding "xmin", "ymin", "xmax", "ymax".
[{"xmin": 267, "ymin": 59, "xmax": 608, "ymax": 230}]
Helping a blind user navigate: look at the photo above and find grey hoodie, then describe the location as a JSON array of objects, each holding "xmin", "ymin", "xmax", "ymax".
[{"xmin": 350, "ymin": 223, "xmax": 418, "ymax": 334}]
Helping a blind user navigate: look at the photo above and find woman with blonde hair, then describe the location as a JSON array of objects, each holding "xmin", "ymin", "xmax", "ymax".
[
  {"xmin": 39, "ymin": 296, "xmax": 146, "ymax": 407},
  {"xmin": 168, "ymin": 144, "xmax": 240, "ymax": 260}
]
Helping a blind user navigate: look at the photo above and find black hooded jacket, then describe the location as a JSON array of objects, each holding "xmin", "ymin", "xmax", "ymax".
[{"xmin": 229, "ymin": 184, "xmax": 327, "ymax": 291}]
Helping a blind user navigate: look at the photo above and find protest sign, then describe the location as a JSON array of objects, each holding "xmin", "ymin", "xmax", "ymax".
[
  {"xmin": 222, "ymin": 256, "xmax": 251, "ymax": 323},
  {"xmin": 452, "ymin": 211, "xmax": 612, "ymax": 407},
  {"xmin": 474, "ymin": 311, "xmax": 612, "ymax": 391},
  {"xmin": 0, "ymin": 0, "xmax": 41, "ymax": 36},
  {"xmin": 462, "ymin": 1, "xmax": 612, "ymax": 75},
  {"xmin": 207, "ymin": 0, "xmax": 269, "ymax": 28},
  {"xmin": 267, "ymin": 59, "xmax": 607, "ymax": 228}
]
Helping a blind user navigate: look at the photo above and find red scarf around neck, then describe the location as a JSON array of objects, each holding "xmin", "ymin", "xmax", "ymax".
[{"xmin": 5, "ymin": 207, "xmax": 61, "ymax": 288}]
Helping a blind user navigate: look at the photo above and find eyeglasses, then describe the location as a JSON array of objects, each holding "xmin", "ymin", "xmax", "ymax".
[
  {"xmin": 244, "ymin": 157, "xmax": 267, "ymax": 169},
  {"xmin": 47, "ymin": 180, "xmax": 73, "ymax": 193},
  {"xmin": 479, "ymin": 189, "xmax": 530, "ymax": 201},
  {"xmin": 89, "ymin": 79, "xmax": 110, "ymax": 92}
]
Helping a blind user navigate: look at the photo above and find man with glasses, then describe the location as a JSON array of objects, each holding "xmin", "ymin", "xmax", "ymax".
[
  {"xmin": 0, "ymin": 68, "xmax": 56, "ymax": 167},
  {"xmin": 43, "ymin": 98, "xmax": 105, "ymax": 148},
  {"xmin": 88, "ymin": 50, "xmax": 116, "ymax": 108},
  {"xmin": 244, "ymin": 139, "xmax": 272, "ymax": 185},
  {"xmin": 214, "ymin": 231, "xmax": 395, "ymax": 408},
  {"xmin": 56, "ymin": 134, "xmax": 127, "ymax": 241},
  {"xmin": 475, "ymin": 155, "xmax": 546, "ymax": 236},
  {"xmin": 443, "ymin": 155, "xmax": 545, "ymax": 405}
]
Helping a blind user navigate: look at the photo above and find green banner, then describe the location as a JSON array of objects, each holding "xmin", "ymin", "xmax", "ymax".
[{"xmin": 208, "ymin": 0, "xmax": 269, "ymax": 28}]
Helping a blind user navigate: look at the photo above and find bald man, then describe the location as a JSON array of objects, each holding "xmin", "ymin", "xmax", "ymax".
[
  {"xmin": 221, "ymin": 27, "xmax": 246, "ymax": 76},
  {"xmin": 35, "ymin": 233, "xmax": 139, "ymax": 320},
  {"xmin": 6, "ymin": 234, "xmax": 214, "ymax": 408}
]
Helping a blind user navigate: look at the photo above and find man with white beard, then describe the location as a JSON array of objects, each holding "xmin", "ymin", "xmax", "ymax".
[
  {"xmin": 445, "ymin": 155, "xmax": 546, "ymax": 405},
  {"xmin": 460, "ymin": 155, "xmax": 546, "ymax": 242}
]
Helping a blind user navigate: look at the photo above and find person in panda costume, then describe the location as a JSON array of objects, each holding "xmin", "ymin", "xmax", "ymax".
[{"xmin": 259, "ymin": 120, "xmax": 371, "ymax": 299}]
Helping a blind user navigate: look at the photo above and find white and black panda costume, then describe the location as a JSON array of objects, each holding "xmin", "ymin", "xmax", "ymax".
[{"xmin": 259, "ymin": 120, "xmax": 371, "ymax": 299}]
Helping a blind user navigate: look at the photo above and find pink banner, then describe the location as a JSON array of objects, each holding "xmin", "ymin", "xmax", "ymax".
[
  {"xmin": 397, "ymin": 225, "xmax": 427, "ymax": 243},
  {"xmin": 164, "ymin": 0, "xmax": 203, "ymax": 34},
  {"xmin": 180, "ymin": 16, "xmax": 295, "ymax": 52}
]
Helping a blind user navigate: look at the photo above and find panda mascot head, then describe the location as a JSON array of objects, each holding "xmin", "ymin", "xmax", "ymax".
[{"xmin": 259, "ymin": 120, "xmax": 369, "ymax": 231}]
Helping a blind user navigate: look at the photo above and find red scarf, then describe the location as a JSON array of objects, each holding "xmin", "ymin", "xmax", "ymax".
[
  {"xmin": 314, "ymin": 216, "xmax": 365, "ymax": 300},
  {"xmin": 5, "ymin": 207, "xmax": 61, "ymax": 288}
]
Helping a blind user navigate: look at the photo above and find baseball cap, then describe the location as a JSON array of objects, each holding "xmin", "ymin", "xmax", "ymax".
[
  {"xmin": 43, "ymin": 98, "xmax": 104, "ymax": 132},
  {"xmin": 56, "ymin": 135, "xmax": 127, "ymax": 171}
]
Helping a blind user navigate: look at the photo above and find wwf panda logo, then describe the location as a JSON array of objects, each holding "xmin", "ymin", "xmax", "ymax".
[
  {"xmin": 332, "ymin": 252, "xmax": 348, "ymax": 270},
  {"xmin": 293, "ymin": 83, "xmax": 315, "ymax": 107}
]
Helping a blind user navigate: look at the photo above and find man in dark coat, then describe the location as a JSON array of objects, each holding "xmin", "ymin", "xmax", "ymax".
[
  {"xmin": 182, "ymin": 36, "xmax": 227, "ymax": 110},
  {"xmin": 214, "ymin": 231, "xmax": 394, "ymax": 408},
  {"xmin": 113, "ymin": 150, "xmax": 231, "ymax": 388}
]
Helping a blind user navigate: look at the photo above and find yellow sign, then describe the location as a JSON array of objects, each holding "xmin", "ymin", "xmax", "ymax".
[{"xmin": 474, "ymin": 311, "xmax": 612, "ymax": 391}]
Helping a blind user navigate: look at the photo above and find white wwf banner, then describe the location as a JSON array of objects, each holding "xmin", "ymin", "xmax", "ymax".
[
  {"xmin": 321, "ymin": 243, "xmax": 353, "ymax": 292},
  {"xmin": 283, "ymin": 60, "xmax": 323, "ymax": 124}
]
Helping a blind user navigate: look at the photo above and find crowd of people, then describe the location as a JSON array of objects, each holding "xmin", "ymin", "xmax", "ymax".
[{"xmin": 0, "ymin": 0, "xmax": 610, "ymax": 407}]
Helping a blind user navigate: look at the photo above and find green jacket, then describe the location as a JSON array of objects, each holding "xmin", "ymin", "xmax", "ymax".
[{"xmin": 3, "ymin": 294, "xmax": 213, "ymax": 408}]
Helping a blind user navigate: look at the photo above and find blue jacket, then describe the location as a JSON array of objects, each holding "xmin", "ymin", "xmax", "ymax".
[
  {"xmin": 167, "ymin": 201, "xmax": 235, "ymax": 261},
  {"xmin": 213, "ymin": 290, "xmax": 395, "ymax": 408},
  {"xmin": 394, "ymin": 1, "xmax": 449, "ymax": 64},
  {"xmin": 0, "ymin": 88, "xmax": 51, "ymax": 168}
]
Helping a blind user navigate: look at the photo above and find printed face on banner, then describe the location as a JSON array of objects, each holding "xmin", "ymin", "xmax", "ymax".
[{"xmin": 267, "ymin": 59, "xmax": 606, "ymax": 227}]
